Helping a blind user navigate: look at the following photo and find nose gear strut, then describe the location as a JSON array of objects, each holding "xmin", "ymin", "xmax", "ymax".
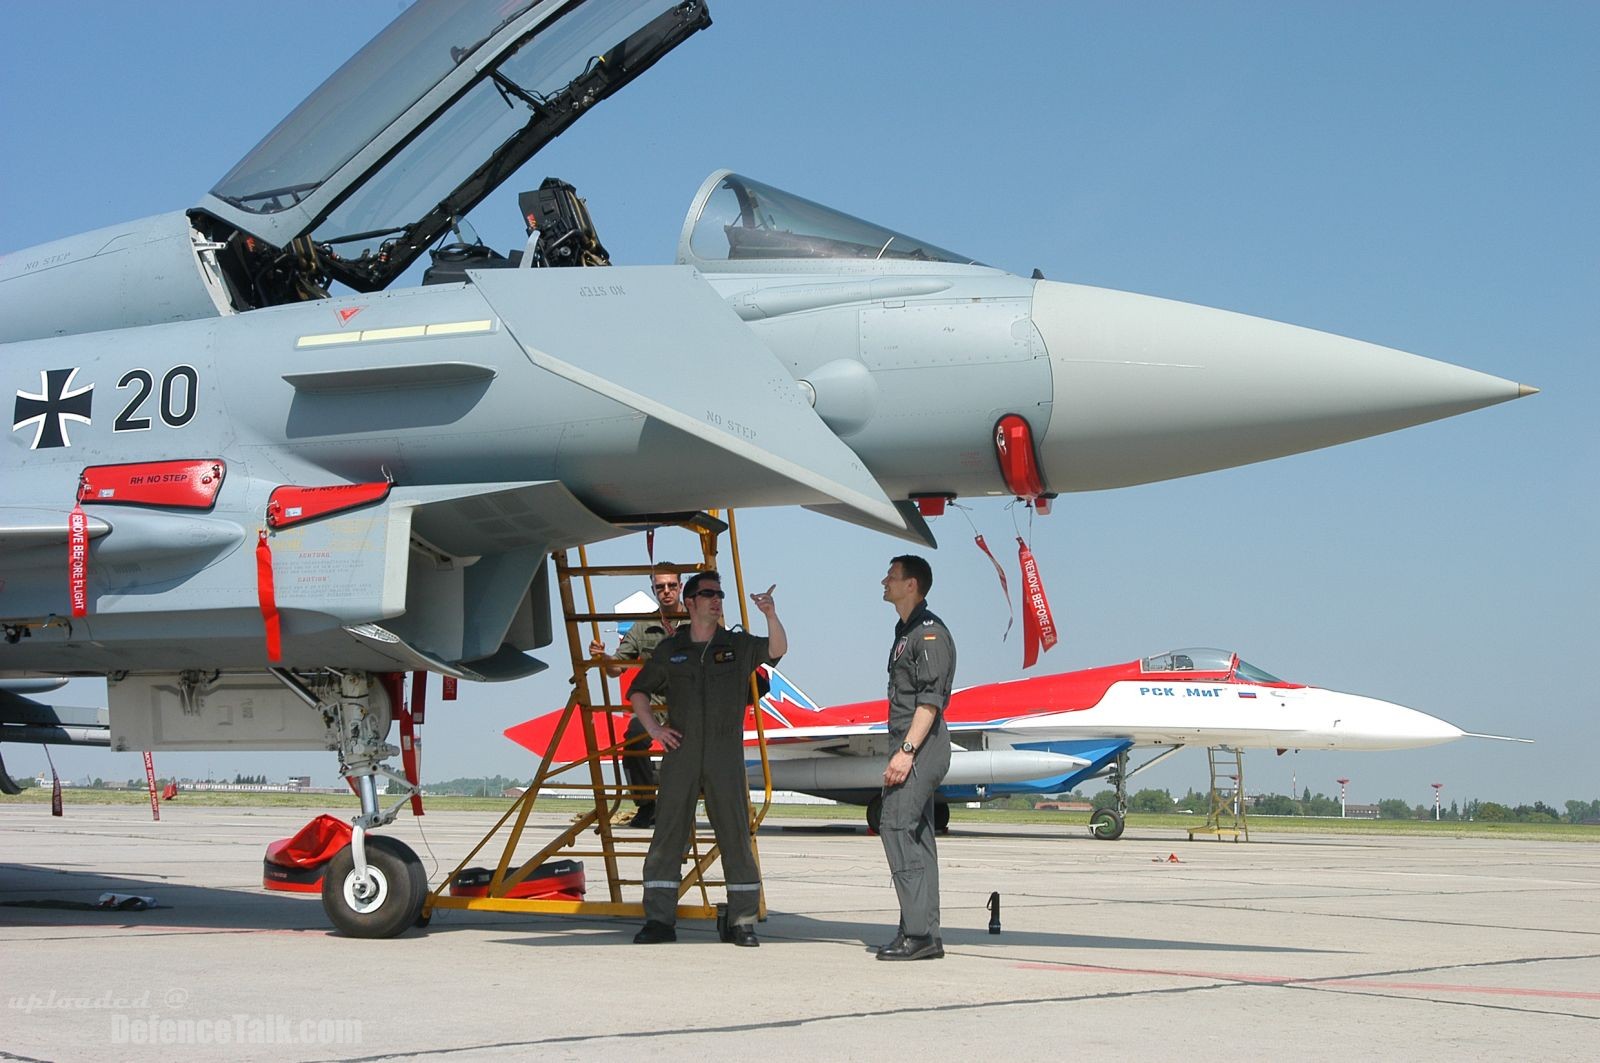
[{"xmin": 269, "ymin": 667, "xmax": 426, "ymax": 937}]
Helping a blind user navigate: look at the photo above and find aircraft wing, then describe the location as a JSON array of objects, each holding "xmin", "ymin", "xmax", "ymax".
[{"xmin": 467, "ymin": 266, "xmax": 913, "ymax": 541}]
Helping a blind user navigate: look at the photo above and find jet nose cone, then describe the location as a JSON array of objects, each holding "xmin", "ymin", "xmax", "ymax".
[
  {"xmin": 1323, "ymin": 691, "xmax": 1465, "ymax": 750},
  {"xmin": 1030, "ymin": 281, "xmax": 1534, "ymax": 491}
]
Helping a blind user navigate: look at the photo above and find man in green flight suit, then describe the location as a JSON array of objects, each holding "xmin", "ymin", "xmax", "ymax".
[
  {"xmin": 875, "ymin": 554, "xmax": 956, "ymax": 961},
  {"xmin": 628, "ymin": 570, "xmax": 785, "ymax": 947}
]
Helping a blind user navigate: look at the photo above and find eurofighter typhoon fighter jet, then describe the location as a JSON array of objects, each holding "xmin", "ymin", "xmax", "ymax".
[{"xmin": 0, "ymin": 1, "xmax": 1533, "ymax": 934}]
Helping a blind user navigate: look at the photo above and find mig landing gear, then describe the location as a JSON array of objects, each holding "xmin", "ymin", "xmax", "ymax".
[
  {"xmin": 1089, "ymin": 807, "xmax": 1125, "ymax": 840},
  {"xmin": 271, "ymin": 668, "xmax": 425, "ymax": 937},
  {"xmin": 1090, "ymin": 748, "xmax": 1130, "ymax": 841}
]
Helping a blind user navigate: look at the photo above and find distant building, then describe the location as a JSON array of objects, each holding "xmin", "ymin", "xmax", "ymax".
[
  {"xmin": 1345, "ymin": 803, "xmax": 1380, "ymax": 819},
  {"xmin": 1035, "ymin": 800, "xmax": 1093, "ymax": 812}
]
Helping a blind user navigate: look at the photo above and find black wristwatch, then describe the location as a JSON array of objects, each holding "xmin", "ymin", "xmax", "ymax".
[{"xmin": 899, "ymin": 740, "xmax": 916, "ymax": 755}]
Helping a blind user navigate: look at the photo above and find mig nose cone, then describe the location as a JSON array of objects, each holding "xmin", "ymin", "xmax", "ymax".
[
  {"xmin": 1328, "ymin": 691, "xmax": 1466, "ymax": 750},
  {"xmin": 1030, "ymin": 281, "xmax": 1534, "ymax": 491}
]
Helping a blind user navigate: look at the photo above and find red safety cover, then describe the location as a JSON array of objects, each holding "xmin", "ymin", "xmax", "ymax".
[
  {"xmin": 266, "ymin": 482, "xmax": 390, "ymax": 529},
  {"xmin": 78, "ymin": 460, "xmax": 225, "ymax": 509},
  {"xmin": 993, "ymin": 414, "xmax": 1046, "ymax": 499},
  {"xmin": 262, "ymin": 814, "xmax": 353, "ymax": 894},
  {"xmin": 265, "ymin": 814, "xmax": 353, "ymax": 869},
  {"xmin": 449, "ymin": 860, "xmax": 586, "ymax": 901}
]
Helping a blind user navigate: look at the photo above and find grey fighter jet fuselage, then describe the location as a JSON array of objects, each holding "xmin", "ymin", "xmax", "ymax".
[
  {"xmin": 1, "ymin": 0, "xmax": 1534, "ymax": 695},
  {"xmin": 0, "ymin": 1, "xmax": 1535, "ymax": 934}
]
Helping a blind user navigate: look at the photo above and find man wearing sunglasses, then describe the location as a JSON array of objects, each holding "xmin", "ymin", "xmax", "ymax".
[
  {"xmin": 875, "ymin": 554, "xmax": 956, "ymax": 961},
  {"xmin": 589, "ymin": 562, "xmax": 682, "ymax": 829},
  {"xmin": 627, "ymin": 570, "xmax": 786, "ymax": 947}
]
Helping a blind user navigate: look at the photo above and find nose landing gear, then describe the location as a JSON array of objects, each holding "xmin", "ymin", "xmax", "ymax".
[
  {"xmin": 322, "ymin": 834, "xmax": 427, "ymax": 938},
  {"xmin": 270, "ymin": 667, "xmax": 426, "ymax": 937}
]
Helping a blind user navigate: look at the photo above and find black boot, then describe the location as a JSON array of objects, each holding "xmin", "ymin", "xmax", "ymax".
[
  {"xmin": 876, "ymin": 934, "xmax": 943, "ymax": 961},
  {"xmin": 633, "ymin": 920, "xmax": 676, "ymax": 944}
]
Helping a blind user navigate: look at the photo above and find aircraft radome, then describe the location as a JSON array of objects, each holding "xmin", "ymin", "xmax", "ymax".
[{"xmin": 0, "ymin": 2, "xmax": 1535, "ymax": 936}]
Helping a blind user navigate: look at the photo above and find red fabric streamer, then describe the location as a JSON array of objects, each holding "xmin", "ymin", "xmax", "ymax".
[
  {"xmin": 973, "ymin": 533, "xmax": 1015, "ymax": 642},
  {"xmin": 1018, "ymin": 537, "xmax": 1059, "ymax": 668},
  {"xmin": 410, "ymin": 669, "xmax": 428, "ymax": 726},
  {"xmin": 255, "ymin": 529, "xmax": 282, "ymax": 662},
  {"xmin": 381, "ymin": 672, "xmax": 425, "ymax": 817},
  {"xmin": 143, "ymin": 751, "xmax": 160, "ymax": 822},
  {"xmin": 67, "ymin": 503, "xmax": 89, "ymax": 618}
]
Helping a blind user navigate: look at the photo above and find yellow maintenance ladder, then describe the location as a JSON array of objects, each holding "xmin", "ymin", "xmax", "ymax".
[
  {"xmin": 1187, "ymin": 746, "xmax": 1248, "ymax": 842},
  {"xmin": 423, "ymin": 510, "xmax": 775, "ymax": 922}
]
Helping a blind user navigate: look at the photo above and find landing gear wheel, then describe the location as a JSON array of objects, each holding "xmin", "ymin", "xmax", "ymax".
[
  {"xmin": 321, "ymin": 835, "xmax": 427, "ymax": 938},
  {"xmin": 934, "ymin": 802, "xmax": 950, "ymax": 833},
  {"xmin": 866, "ymin": 795, "xmax": 883, "ymax": 834},
  {"xmin": 1089, "ymin": 807, "xmax": 1125, "ymax": 841}
]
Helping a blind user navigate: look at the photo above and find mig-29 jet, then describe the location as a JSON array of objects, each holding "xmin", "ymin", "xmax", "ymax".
[
  {"xmin": 513, "ymin": 648, "xmax": 1514, "ymax": 840},
  {"xmin": 0, "ymin": 1, "xmax": 1534, "ymax": 936}
]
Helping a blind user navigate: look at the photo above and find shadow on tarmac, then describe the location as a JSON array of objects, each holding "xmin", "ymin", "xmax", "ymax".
[
  {"xmin": 0, "ymin": 863, "xmax": 331, "ymax": 933},
  {"xmin": 469, "ymin": 909, "xmax": 1342, "ymax": 954}
]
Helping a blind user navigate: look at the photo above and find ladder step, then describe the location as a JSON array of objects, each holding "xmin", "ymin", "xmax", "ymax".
[
  {"xmin": 562, "ymin": 565, "xmax": 708, "ymax": 577},
  {"xmin": 567, "ymin": 611, "xmax": 688, "ymax": 623}
]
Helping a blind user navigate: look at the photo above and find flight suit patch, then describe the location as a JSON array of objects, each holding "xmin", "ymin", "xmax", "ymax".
[
  {"xmin": 713, "ymin": 648, "xmax": 736, "ymax": 664},
  {"xmin": 668, "ymin": 652, "xmax": 688, "ymax": 664}
]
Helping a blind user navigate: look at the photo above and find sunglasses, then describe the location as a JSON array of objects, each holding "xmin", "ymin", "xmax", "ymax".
[
  {"xmin": 652, "ymin": 583, "xmax": 680, "ymax": 592},
  {"xmin": 687, "ymin": 589, "xmax": 725, "ymax": 600}
]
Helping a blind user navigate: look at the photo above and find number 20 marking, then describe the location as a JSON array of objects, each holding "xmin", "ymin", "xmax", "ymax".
[{"xmin": 115, "ymin": 365, "xmax": 198, "ymax": 431}]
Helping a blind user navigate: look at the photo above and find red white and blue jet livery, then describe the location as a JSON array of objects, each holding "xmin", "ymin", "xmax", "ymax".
[{"xmin": 514, "ymin": 647, "xmax": 1514, "ymax": 838}]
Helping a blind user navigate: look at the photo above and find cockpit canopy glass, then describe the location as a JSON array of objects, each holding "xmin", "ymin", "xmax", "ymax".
[
  {"xmin": 211, "ymin": 1, "xmax": 540, "ymax": 215},
  {"xmin": 1138, "ymin": 647, "xmax": 1283, "ymax": 686},
  {"xmin": 686, "ymin": 173, "xmax": 977, "ymax": 265},
  {"xmin": 200, "ymin": 0, "xmax": 708, "ymax": 296}
]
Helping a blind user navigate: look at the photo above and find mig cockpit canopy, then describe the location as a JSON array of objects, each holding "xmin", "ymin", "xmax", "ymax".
[{"xmin": 1140, "ymin": 648, "xmax": 1288, "ymax": 685}]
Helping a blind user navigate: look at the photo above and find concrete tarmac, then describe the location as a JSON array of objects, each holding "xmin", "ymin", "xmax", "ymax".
[{"xmin": 3, "ymin": 803, "xmax": 1596, "ymax": 1061}]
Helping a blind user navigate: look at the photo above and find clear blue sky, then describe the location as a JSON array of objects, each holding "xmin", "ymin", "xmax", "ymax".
[{"xmin": 2, "ymin": 2, "xmax": 1595, "ymax": 809}]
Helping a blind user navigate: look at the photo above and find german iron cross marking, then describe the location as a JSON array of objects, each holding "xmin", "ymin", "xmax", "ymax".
[{"xmin": 13, "ymin": 368, "xmax": 93, "ymax": 449}]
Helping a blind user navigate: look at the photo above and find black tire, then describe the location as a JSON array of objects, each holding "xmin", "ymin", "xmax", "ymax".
[
  {"xmin": 1089, "ymin": 807, "xmax": 1125, "ymax": 841},
  {"xmin": 934, "ymin": 802, "xmax": 950, "ymax": 832},
  {"xmin": 866, "ymin": 795, "xmax": 883, "ymax": 834},
  {"xmin": 321, "ymin": 835, "xmax": 427, "ymax": 938}
]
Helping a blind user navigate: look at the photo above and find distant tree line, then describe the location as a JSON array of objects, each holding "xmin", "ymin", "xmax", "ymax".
[
  {"xmin": 1063, "ymin": 787, "xmax": 1600, "ymax": 824},
  {"xmin": 427, "ymin": 774, "xmax": 528, "ymax": 796}
]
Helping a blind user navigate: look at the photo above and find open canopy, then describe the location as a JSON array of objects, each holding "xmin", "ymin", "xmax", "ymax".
[{"xmin": 196, "ymin": 0, "xmax": 709, "ymax": 296}]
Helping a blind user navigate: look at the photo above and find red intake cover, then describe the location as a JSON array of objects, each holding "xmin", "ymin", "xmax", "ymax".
[
  {"xmin": 267, "ymin": 482, "xmax": 391, "ymax": 529},
  {"xmin": 78, "ymin": 460, "xmax": 225, "ymax": 509}
]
